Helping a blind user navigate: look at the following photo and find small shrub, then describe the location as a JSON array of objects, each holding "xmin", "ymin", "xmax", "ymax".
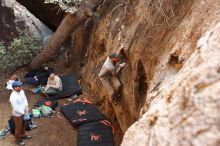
[
  {"xmin": 0, "ymin": 30, "xmax": 41, "ymax": 72},
  {"xmin": 0, "ymin": 42, "xmax": 8, "ymax": 71}
]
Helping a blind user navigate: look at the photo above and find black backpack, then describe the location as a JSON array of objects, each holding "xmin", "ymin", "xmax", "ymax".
[{"xmin": 8, "ymin": 117, "xmax": 33, "ymax": 134}]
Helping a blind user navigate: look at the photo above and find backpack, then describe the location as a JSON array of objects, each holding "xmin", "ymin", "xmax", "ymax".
[
  {"xmin": 25, "ymin": 77, "xmax": 38, "ymax": 85},
  {"xmin": 40, "ymin": 105, "xmax": 53, "ymax": 117},
  {"xmin": 8, "ymin": 116, "xmax": 36, "ymax": 134}
]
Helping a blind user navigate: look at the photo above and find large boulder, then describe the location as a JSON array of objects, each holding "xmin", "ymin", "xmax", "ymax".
[
  {"xmin": 0, "ymin": 0, "xmax": 53, "ymax": 44},
  {"xmin": 121, "ymin": 21, "xmax": 220, "ymax": 146},
  {"xmin": 16, "ymin": 0, "xmax": 63, "ymax": 30}
]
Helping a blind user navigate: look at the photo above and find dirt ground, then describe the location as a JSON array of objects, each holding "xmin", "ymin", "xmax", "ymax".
[
  {"xmin": 0, "ymin": 71, "xmax": 77, "ymax": 146},
  {"xmin": 0, "ymin": 66, "xmax": 121, "ymax": 146}
]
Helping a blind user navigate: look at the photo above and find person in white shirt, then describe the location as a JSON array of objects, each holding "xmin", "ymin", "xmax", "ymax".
[
  {"xmin": 99, "ymin": 52, "xmax": 126, "ymax": 105},
  {"xmin": 9, "ymin": 81, "xmax": 32, "ymax": 146}
]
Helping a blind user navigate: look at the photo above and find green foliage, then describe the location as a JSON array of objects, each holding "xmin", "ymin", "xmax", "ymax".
[
  {"xmin": 44, "ymin": 0, "xmax": 86, "ymax": 14},
  {"xmin": 0, "ymin": 30, "xmax": 41, "ymax": 72}
]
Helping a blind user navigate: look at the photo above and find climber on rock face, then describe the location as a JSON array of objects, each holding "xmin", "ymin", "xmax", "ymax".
[{"xmin": 99, "ymin": 50, "xmax": 126, "ymax": 105}]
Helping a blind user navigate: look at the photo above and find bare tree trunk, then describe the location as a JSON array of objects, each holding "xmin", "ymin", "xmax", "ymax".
[{"xmin": 30, "ymin": 12, "xmax": 87, "ymax": 70}]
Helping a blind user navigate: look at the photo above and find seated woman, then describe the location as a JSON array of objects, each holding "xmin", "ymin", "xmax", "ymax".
[{"xmin": 42, "ymin": 73, "xmax": 62, "ymax": 95}]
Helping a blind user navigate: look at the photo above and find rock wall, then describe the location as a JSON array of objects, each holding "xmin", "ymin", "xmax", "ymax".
[
  {"xmin": 0, "ymin": 0, "xmax": 52, "ymax": 45},
  {"xmin": 66, "ymin": 0, "xmax": 220, "ymax": 145},
  {"xmin": 121, "ymin": 21, "xmax": 220, "ymax": 146}
]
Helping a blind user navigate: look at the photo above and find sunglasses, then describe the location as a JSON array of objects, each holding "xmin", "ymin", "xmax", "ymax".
[{"xmin": 112, "ymin": 58, "xmax": 120, "ymax": 62}]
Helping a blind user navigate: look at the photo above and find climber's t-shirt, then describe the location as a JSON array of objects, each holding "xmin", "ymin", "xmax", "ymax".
[{"xmin": 99, "ymin": 57, "xmax": 116, "ymax": 79}]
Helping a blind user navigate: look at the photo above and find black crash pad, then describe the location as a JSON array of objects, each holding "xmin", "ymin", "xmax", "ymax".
[
  {"xmin": 47, "ymin": 75, "xmax": 82, "ymax": 100},
  {"xmin": 61, "ymin": 101, "xmax": 106, "ymax": 126},
  {"xmin": 78, "ymin": 120, "xmax": 115, "ymax": 146}
]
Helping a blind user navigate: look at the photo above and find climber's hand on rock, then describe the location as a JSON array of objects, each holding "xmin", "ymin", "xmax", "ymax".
[{"xmin": 119, "ymin": 62, "xmax": 126, "ymax": 68}]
